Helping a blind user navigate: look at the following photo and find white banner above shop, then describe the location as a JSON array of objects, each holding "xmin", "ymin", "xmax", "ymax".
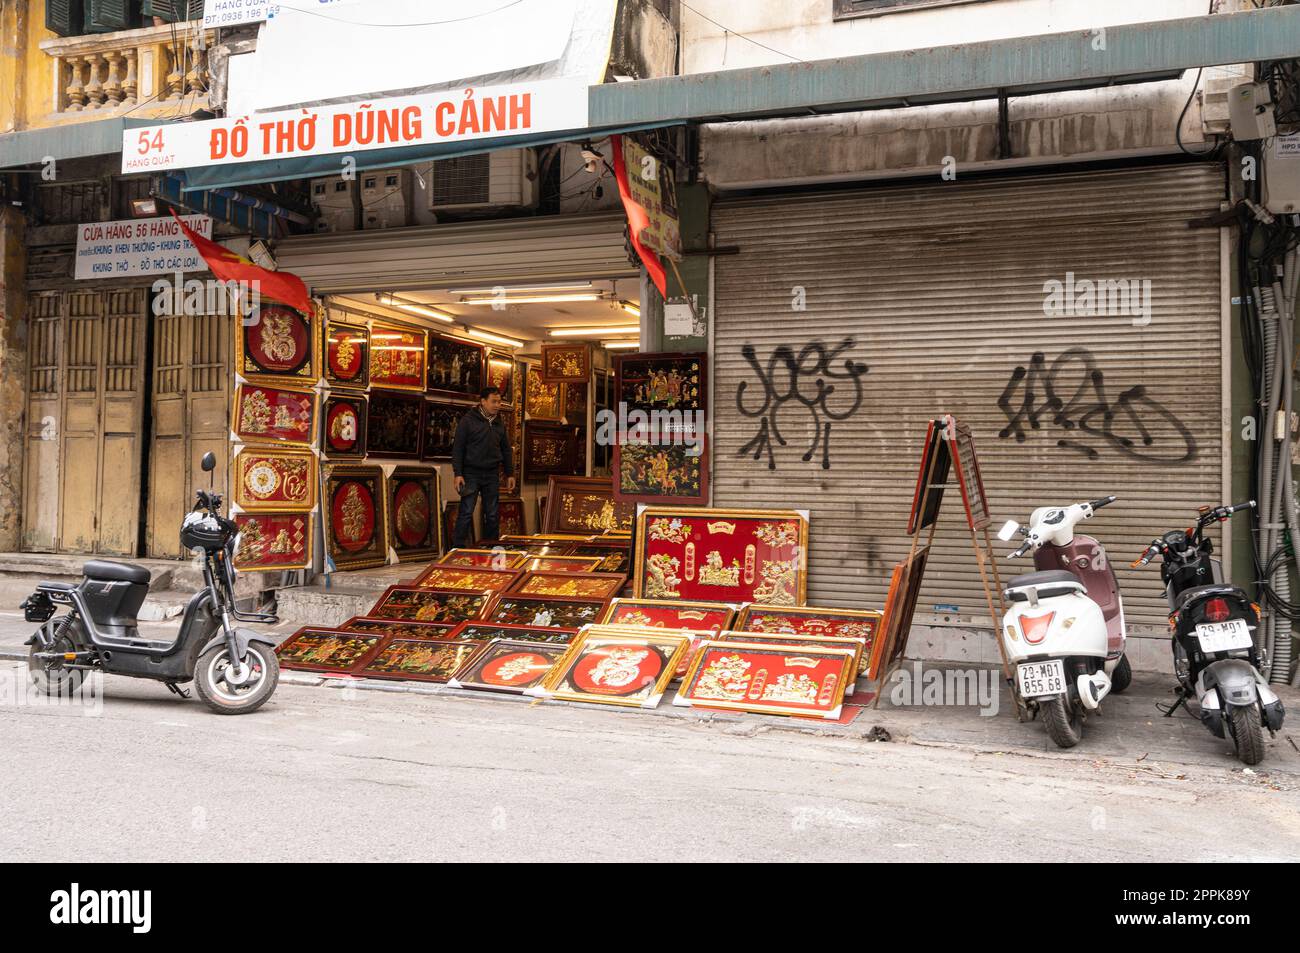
[
  {"xmin": 120, "ymin": 77, "xmax": 588, "ymax": 174},
  {"xmin": 74, "ymin": 215, "xmax": 212, "ymax": 280},
  {"xmin": 247, "ymin": 0, "xmax": 596, "ymax": 112}
]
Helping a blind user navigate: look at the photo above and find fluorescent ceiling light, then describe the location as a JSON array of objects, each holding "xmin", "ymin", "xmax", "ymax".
[
  {"xmin": 449, "ymin": 282, "xmax": 596, "ymax": 295},
  {"xmin": 548, "ymin": 325, "xmax": 639, "ymax": 337},
  {"xmin": 619, "ymin": 301, "xmax": 640, "ymax": 317},
  {"xmin": 602, "ymin": 341, "xmax": 639, "ymax": 350},
  {"xmin": 466, "ymin": 328, "xmax": 525, "ymax": 349},
  {"xmin": 376, "ymin": 293, "xmax": 454, "ymax": 323},
  {"xmin": 461, "ymin": 293, "xmax": 603, "ymax": 305}
]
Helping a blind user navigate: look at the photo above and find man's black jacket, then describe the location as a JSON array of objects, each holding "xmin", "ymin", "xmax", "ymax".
[{"xmin": 452, "ymin": 406, "xmax": 513, "ymax": 477}]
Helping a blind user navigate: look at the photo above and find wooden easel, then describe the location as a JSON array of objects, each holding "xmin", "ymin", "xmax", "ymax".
[{"xmin": 873, "ymin": 416, "xmax": 1020, "ymax": 716}]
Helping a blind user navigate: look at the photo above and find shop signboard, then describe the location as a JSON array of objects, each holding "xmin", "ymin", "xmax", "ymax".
[
  {"xmin": 122, "ymin": 77, "xmax": 589, "ymax": 174},
  {"xmin": 74, "ymin": 214, "xmax": 210, "ymax": 280}
]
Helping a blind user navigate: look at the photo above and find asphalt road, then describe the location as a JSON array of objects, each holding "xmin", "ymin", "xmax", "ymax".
[{"xmin": 1, "ymin": 659, "xmax": 1297, "ymax": 863}]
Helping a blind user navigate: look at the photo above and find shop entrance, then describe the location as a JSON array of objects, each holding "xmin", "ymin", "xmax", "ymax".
[{"xmin": 22, "ymin": 288, "xmax": 147, "ymax": 556}]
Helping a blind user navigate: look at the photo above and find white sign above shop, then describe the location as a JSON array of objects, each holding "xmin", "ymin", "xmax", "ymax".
[
  {"xmin": 203, "ymin": 0, "xmax": 362, "ymax": 31},
  {"xmin": 74, "ymin": 215, "xmax": 212, "ymax": 281},
  {"xmin": 120, "ymin": 77, "xmax": 588, "ymax": 174}
]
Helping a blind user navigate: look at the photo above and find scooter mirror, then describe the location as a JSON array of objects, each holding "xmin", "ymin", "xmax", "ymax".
[
  {"xmin": 200, "ymin": 451, "xmax": 217, "ymax": 473},
  {"xmin": 996, "ymin": 520, "xmax": 1021, "ymax": 542}
]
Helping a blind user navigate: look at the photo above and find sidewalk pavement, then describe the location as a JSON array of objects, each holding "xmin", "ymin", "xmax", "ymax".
[{"xmin": 2, "ymin": 607, "xmax": 1296, "ymax": 778}]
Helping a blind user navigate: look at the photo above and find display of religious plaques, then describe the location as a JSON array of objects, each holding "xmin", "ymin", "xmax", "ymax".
[
  {"xmin": 232, "ymin": 384, "xmax": 316, "ymax": 447},
  {"xmin": 237, "ymin": 303, "xmax": 318, "ymax": 383},
  {"xmin": 322, "ymin": 394, "xmax": 367, "ymax": 458},
  {"xmin": 523, "ymin": 422, "xmax": 581, "ymax": 480},
  {"xmin": 427, "ymin": 334, "xmax": 485, "ymax": 399},
  {"xmin": 232, "ymin": 512, "xmax": 312, "ymax": 572},
  {"xmin": 324, "ymin": 318, "xmax": 370, "ymax": 390},
  {"xmin": 542, "ymin": 628, "xmax": 689, "ymax": 709},
  {"xmin": 540, "ymin": 343, "xmax": 591, "ymax": 384},
  {"xmin": 506, "ymin": 571, "xmax": 626, "ymax": 600},
  {"xmin": 733, "ymin": 605, "xmax": 882, "ymax": 677},
  {"xmin": 233, "ymin": 448, "xmax": 316, "ymax": 512},
  {"xmin": 276, "ymin": 628, "xmax": 384, "ymax": 674},
  {"xmin": 368, "ymin": 585, "xmax": 492, "ymax": 623},
  {"xmin": 421, "ymin": 400, "xmax": 464, "ymax": 461},
  {"xmin": 613, "ymin": 438, "xmax": 707, "ymax": 504},
  {"xmin": 366, "ymin": 391, "xmax": 424, "ymax": 459},
  {"xmin": 615, "ymin": 351, "xmax": 705, "ymax": 416},
  {"xmin": 633, "ymin": 507, "xmax": 809, "ymax": 605},
  {"xmin": 414, "ymin": 565, "xmax": 521, "ymax": 593},
  {"xmin": 323, "ymin": 465, "xmax": 388, "ymax": 571},
  {"xmin": 486, "ymin": 595, "xmax": 608, "ymax": 628},
  {"xmin": 487, "ymin": 354, "xmax": 515, "ymax": 404},
  {"xmin": 369, "ymin": 321, "xmax": 427, "ymax": 392},
  {"xmin": 386, "ymin": 466, "xmax": 441, "ymax": 563},
  {"xmin": 356, "ymin": 637, "xmax": 482, "ymax": 683},
  {"xmin": 600, "ymin": 598, "xmax": 736, "ymax": 633},
  {"xmin": 543, "ymin": 476, "xmax": 634, "ymax": 534},
  {"xmin": 448, "ymin": 640, "xmax": 571, "ymax": 695}
]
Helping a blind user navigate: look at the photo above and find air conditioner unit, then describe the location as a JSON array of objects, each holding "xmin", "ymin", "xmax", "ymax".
[
  {"xmin": 428, "ymin": 149, "xmax": 538, "ymax": 211},
  {"xmin": 311, "ymin": 175, "xmax": 356, "ymax": 232}
]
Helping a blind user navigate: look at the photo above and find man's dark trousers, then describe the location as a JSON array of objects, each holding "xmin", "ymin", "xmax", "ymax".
[{"xmin": 454, "ymin": 466, "xmax": 501, "ymax": 546}]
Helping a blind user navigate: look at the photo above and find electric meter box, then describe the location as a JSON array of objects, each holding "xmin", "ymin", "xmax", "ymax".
[
  {"xmin": 1264, "ymin": 136, "xmax": 1300, "ymax": 215},
  {"xmin": 1228, "ymin": 81, "xmax": 1277, "ymax": 141}
]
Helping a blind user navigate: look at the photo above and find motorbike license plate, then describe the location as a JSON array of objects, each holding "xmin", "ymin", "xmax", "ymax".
[
  {"xmin": 1195, "ymin": 619, "xmax": 1252, "ymax": 653},
  {"xmin": 1017, "ymin": 660, "xmax": 1066, "ymax": 698}
]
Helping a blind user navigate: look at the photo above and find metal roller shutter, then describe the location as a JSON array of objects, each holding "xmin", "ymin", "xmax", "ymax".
[
  {"xmin": 711, "ymin": 163, "xmax": 1226, "ymax": 632},
  {"xmin": 274, "ymin": 211, "xmax": 635, "ymax": 294}
]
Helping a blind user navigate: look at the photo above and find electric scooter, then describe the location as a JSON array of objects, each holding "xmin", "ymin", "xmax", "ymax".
[
  {"xmin": 21, "ymin": 452, "xmax": 281, "ymax": 714},
  {"xmin": 997, "ymin": 496, "xmax": 1131, "ymax": 748},
  {"xmin": 1133, "ymin": 501, "xmax": 1285, "ymax": 765}
]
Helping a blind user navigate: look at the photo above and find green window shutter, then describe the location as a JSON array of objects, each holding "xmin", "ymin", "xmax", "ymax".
[
  {"xmin": 45, "ymin": 0, "xmax": 85, "ymax": 36},
  {"xmin": 84, "ymin": 0, "xmax": 137, "ymax": 33},
  {"xmin": 142, "ymin": 0, "xmax": 203, "ymax": 20}
]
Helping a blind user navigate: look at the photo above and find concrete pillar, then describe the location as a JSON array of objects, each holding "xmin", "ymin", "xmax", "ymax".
[{"xmin": 0, "ymin": 205, "xmax": 28, "ymax": 552}]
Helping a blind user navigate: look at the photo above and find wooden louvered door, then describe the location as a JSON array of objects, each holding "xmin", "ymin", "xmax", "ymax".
[
  {"xmin": 147, "ymin": 308, "xmax": 231, "ymax": 558},
  {"xmin": 22, "ymin": 289, "xmax": 147, "ymax": 555}
]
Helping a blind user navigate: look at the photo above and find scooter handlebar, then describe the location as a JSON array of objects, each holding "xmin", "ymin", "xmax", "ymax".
[
  {"xmin": 1087, "ymin": 495, "xmax": 1118, "ymax": 512},
  {"xmin": 1130, "ymin": 540, "xmax": 1161, "ymax": 569}
]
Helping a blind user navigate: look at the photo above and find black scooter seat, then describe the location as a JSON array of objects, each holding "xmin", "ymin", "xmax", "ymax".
[
  {"xmin": 83, "ymin": 560, "xmax": 151, "ymax": 585},
  {"xmin": 1004, "ymin": 569, "xmax": 1085, "ymax": 602}
]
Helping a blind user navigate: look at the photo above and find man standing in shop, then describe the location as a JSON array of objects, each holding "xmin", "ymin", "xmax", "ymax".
[{"xmin": 452, "ymin": 386, "xmax": 516, "ymax": 546}]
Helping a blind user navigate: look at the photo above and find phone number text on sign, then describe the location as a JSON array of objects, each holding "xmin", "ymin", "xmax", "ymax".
[{"xmin": 121, "ymin": 78, "xmax": 589, "ymax": 174}]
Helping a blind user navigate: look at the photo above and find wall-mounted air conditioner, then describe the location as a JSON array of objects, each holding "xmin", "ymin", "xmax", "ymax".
[{"xmin": 428, "ymin": 149, "xmax": 538, "ymax": 211}]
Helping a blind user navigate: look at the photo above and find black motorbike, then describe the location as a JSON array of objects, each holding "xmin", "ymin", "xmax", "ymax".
[
  {"xmin": 21, "ymin": 452, "xmax": 281, "ymax": 714},
  {"xmin": 1133, "ymin": 501, "xmax": 1285, "ymax": 765}
]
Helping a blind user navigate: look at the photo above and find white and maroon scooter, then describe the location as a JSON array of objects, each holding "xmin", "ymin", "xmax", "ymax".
[{"xmin": 996, "ymin": 496, "xmax": 1132, "ymax": 747}]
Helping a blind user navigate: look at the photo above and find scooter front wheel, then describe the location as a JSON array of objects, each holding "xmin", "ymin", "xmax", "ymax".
[
  {"xmin": 194, "ymin": 643, "xmax": 279, "ymax": 715},
  {"xmin": 1041, "ymin": 695, "xmax": 1083, "ymax": 748},
  {"xmin": 1228, "ymin": 703, "xmax": 1265, "ymax": 766}
]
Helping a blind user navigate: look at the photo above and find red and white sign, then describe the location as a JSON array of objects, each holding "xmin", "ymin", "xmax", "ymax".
[{"xmin": 122, "ymin": 78, "xmax": 589, "ymax": 174}]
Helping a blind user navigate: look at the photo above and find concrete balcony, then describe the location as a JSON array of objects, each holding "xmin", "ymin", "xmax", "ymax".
[{"xmin": 38, "ymin": 22, "xmax": 214, "ymax": 122}]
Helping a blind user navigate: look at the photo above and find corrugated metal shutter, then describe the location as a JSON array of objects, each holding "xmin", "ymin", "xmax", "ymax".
[
  {"xmin": 711, "ymin": 163, "xmax": 1225, "ymax": 632},
  {"xmin": 274, "ymin": 212, "xmax": 635, "ymax": 294}
]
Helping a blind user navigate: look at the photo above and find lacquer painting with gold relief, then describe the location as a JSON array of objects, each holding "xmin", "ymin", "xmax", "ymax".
[
  {"xmin": 674, "ymin": 641, "xmax": 857, "ymax": 720},
  {"xmin": 524, "ymin": 362, "xmax": 564, "ymax": 420},
  {"xmin": 238, "ymin": 303, "xmax": 319, "ymax": 384},
  {"xmin": 487, "ymin": 354, "xmax": 515, "ymax": 404},
  {"xmin": 369, "ymin": 321, "xmax": 427, "ymax": 392},
  {"xmin": 599, "ymin": 598, "xmax": 736, "ymax": 633},
  {"xmin": 232, "ymin": 512, "xmax": 312, "ymax": 571},
  {"xmin": 366, "ymin": 391, "xmax": 424, "ymax": 459},
  {"xmin": 414, "ymin": 565, "xmax": 521, "ymax": 593},
  {"xmin": 357, "ymin": 637, "xmax": 483, "ymax": 683},
  {"xmin": 386, "ymin": 466, "xmax": 441, "ymax": 563},
  {"xmin": 232, "ymin": 383, "xmax": 317, "ymax": 447},
  {"xmin": 437, "ymin": 548, "xmax": 529, "ymax": 570},
  {"xmin": 521, "ymin": 555, "xmax": 603, "ymax": 573},
  {"xmin": 523, "ymin": 422, "xmax": 580, "ymax": 479},
  {"xmin": 322, "ymin": 395, "xmax": 367, "ymax": 459},
  {"xmin": 369, "ymin": 585, "xmax": 491, "ymax": 623},
  {"xmin": 734, "ymin": 605, "xmax": 882, "ymax": 676},
  {"xmin": 427, "ymin": 334, "xmax": 484, "ymax": 399},
  {"xmin": 542, "ymin": 628, "xmax": 690, "ymax": 709},
  {"xmin": 449, "ymin": 639, "xmax": 570, "ymax": 695},
  {"xmin": 540, "ymin": 342, "xmax": 591, "ymax": 384},
  {"xmin": 507, "ymin": 570, "xmax": 626, "ymax": 600},
  {"xmin": 233, "ymin": 448, "xmax": 317, "ymax": 512},
  {"xmin": 543, "ymin": 476, "xmax": 634, "ymax": 534},
  {"xmin": 338, "ymin": 616, "xmax": 460, "ymax": 639},
  {"xmin": 633, "ymin": 507, "xmax": 809, "ymax": 606},
  {"xmin": 497, "ymin": 498, "xmax": 526, "ymax": 537},
  {"xmin": 323, "ymin": 465, "xmax": 388, "ymax": 571},
  {"xmin": 487, "ymin": 595, "xmax": 608, "ymax": 629},
  {"xmin": 717, "ymin": 630, "xmax": 865, "ymax": 680},
  {"xmin": 324, "ymin": 318, "xmax": 370, "ymax": 390},
  {"xmin": 276, "ymin": 627, "xmax": 384, "ymax": 674},
  {"xmin": 569, "ymin": 542, "xmax": 632, "ymax": 575},
  {"xmin": 446, "ymin": 622, "xmax": 578, "ymax": 644}
]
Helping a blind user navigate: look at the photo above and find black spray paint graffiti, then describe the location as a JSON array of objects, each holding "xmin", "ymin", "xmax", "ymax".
[
  {"xmin": 736, "ymin": 339, "xmax": 869, "ymax": 470},
  {"xmin": 997, "ymin": 348, "xmax": 1196, "ymax": 464}
]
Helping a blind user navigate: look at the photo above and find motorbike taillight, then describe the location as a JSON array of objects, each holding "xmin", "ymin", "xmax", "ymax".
[{"xmin": 1204, "ymin": 597, "xmax": 1231, "ymax": 623}]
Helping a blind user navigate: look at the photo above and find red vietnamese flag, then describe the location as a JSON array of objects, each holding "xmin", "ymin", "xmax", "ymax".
[
  {"xmin": 610, "ymin": 135, "xmax": 668, "ymax": 298},
  {"xmin": 171, "ymin": 210, "xmax": 312, "ymax": 314}
]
